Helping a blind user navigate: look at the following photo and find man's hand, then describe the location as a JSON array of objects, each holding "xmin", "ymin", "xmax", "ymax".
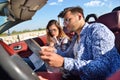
[{"xmin": 40, "ymin": 49, "xmax": 64, "ymax": 68}]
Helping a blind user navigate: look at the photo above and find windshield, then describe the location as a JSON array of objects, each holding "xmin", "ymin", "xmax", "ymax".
[
  {"xmin": 0, "ymin": 0, "xmax": 120, "ymax": 33},
  {"xmin": 0, "ymin": 16, "xmax": 6, "ymax": 25}
]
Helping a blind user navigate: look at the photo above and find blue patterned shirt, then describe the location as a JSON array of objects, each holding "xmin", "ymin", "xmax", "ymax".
[{"xmin": 63, "ymin": 23, "xmax": 120, "ymax": 80}]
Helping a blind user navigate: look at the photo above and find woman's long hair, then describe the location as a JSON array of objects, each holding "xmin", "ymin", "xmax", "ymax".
[{"xmin": 46, "ymin": 19, "xmax": 69, "ymax": 44}]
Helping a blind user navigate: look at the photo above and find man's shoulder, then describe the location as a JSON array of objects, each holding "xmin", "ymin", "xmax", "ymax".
[
  {"xmin": 88, "ymin": 22, "xmax": 109, "ymax": 31},
  {"xmin": 88, "ymin": 22, "xmax": 114, "ymax": 36},
  {"xmin": 89, "ymin": 22, "xmax": 105, "ymax": 28}
]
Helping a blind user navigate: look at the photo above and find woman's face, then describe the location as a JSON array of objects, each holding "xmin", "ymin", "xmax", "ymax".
[{"xmin": 48, "ymin": 24, "xmax": 59, "ymax": 37}]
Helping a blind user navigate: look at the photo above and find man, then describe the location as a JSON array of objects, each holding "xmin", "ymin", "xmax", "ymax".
[{"xmin": 40, "ymin": 6, "xmax": 120, "ymax": 80}]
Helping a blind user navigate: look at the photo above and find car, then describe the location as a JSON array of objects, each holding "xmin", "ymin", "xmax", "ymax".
[
  {"xmin": 0, "ymin": 0, "xmax": 120, "ymax": 80},
  {"xmin": 0, "ymin": 0, "xmax": 51, "ymax": 80}
]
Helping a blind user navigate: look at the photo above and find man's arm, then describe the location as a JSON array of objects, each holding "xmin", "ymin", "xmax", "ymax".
[{"xmin": 63, "ymin": 23, "xmax": 117, "ymax": 77}]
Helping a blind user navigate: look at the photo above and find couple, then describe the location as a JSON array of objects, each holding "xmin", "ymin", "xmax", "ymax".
[{"xmin": 35, "ymin": 6, "xmax": 120, "ymax": 80}]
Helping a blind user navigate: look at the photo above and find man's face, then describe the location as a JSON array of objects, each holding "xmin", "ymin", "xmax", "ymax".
[{"xmin": 63, "ymin": 11, "xmax": 80, "ymax": 32}]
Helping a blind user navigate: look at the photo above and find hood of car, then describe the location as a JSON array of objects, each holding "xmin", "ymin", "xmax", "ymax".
[{"xmin": 0, "ymin": 0, "xmax": 47, "ymax": 34}]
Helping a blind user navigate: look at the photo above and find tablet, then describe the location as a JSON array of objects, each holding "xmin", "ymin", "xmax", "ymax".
[{"xmin": 25, "ymin": 39, "xmax": 41, "ymax": 57}]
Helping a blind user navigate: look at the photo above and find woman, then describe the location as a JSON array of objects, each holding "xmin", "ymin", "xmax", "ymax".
[
  {"xmin": 45, "ymin": 19, "xmax": 71, "ymax": 72},
  {"xmin": 46, "ymin": 19, "xmax": 70, "ymax": 52}
]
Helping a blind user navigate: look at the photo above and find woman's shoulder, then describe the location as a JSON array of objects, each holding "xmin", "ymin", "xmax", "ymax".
[{"xmin": 61, "ymin": 37, "xmax": 70, "ymax": 44}]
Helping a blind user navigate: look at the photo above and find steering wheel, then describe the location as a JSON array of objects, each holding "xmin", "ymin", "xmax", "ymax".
[{"xmin": 0, "ymin": 44, "xmax": 40, "ymax": 80}]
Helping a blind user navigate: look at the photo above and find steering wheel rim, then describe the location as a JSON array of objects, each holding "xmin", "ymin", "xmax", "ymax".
[{"xmin": 0, "ymin": 44, "xmax": 40, "ymax": 80}]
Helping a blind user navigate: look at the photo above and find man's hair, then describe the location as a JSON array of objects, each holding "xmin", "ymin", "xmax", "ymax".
[{"xmin": 58, "ymin": 6, "xmax": 84, "ymax": 18}]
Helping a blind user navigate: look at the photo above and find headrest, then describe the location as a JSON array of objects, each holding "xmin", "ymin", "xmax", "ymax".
[
  {"xmin": 112, "ymin": 6, "xmax": 120, "ymax": 12},
  {"xmin": 97, "ymin": 11, "xmax": 120, "ymax": 32},
  {"xmin": 85, "ymin": 14, "xmax": 97, "ymax": 22}
]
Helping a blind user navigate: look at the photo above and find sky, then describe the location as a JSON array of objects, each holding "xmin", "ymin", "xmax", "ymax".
[{"xmin": 0, "ymin": 0, "xmax": 120, "ymax": 32}]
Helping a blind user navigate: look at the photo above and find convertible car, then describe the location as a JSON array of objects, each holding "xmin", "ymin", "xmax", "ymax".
[{"xmin": 0, "ymin": 0, "xmax": 120, "ymax": 80}]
